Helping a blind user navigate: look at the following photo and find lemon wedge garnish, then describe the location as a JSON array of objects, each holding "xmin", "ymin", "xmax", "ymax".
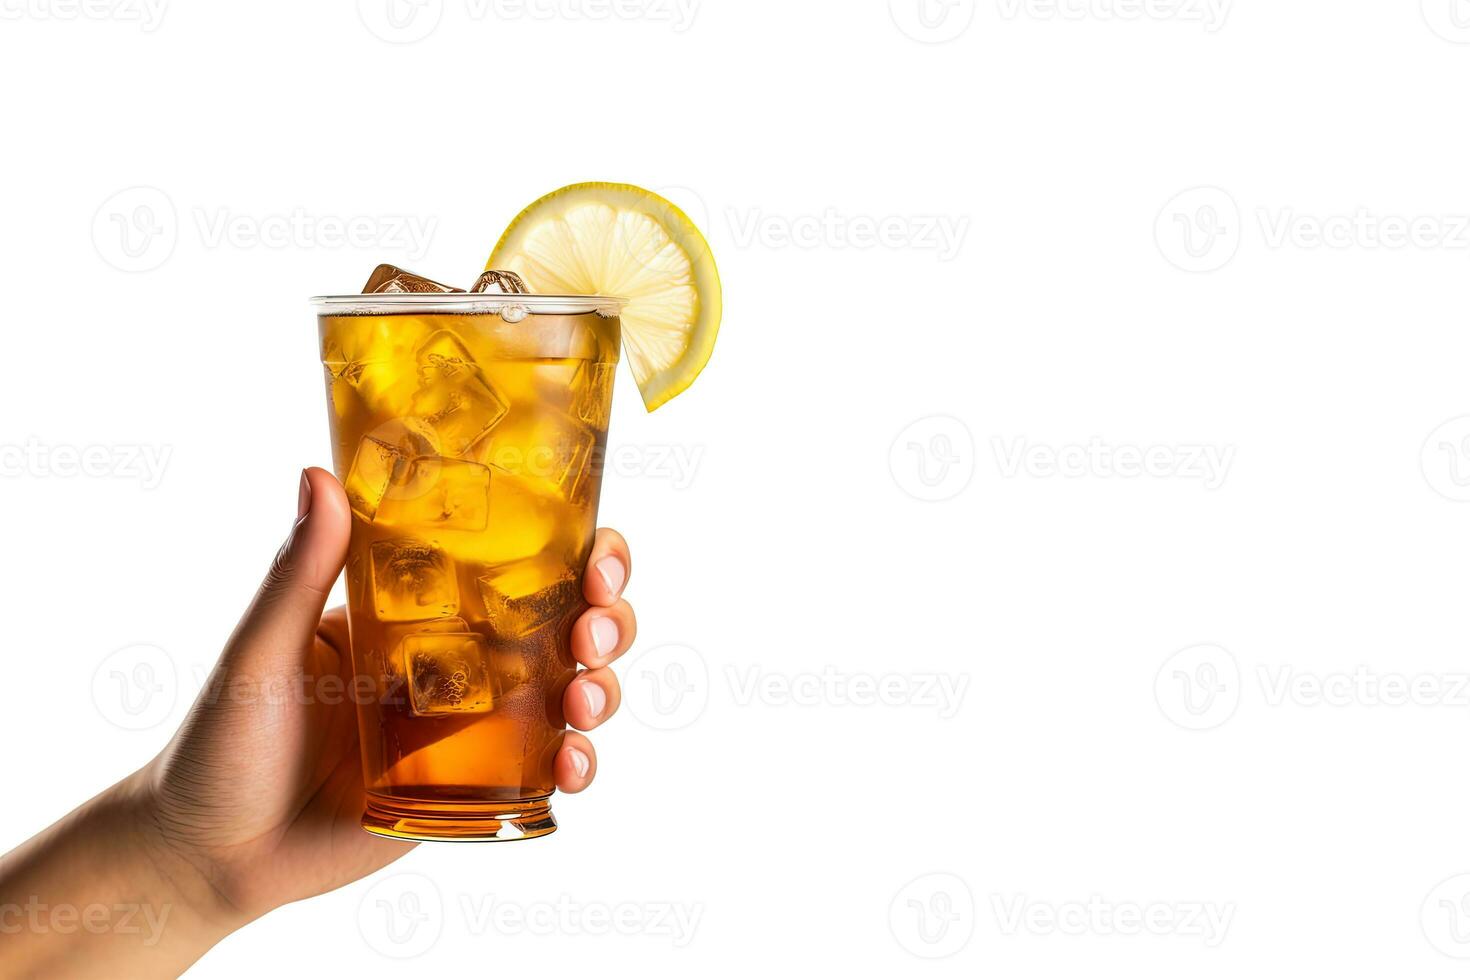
[{"xmin": 489, "ymin": 182, "xmax": 721, "ymax": 411}]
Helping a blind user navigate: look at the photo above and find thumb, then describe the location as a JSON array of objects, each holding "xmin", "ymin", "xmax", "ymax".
[{"xmin": 227, "ymin": 467, "xmax": 352, "ymax": 667}]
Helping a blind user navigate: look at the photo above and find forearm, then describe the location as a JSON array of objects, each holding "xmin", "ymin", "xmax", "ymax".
[{"xmin": 0, "ymin": 771, "xmax": 233, "ymax": 979}]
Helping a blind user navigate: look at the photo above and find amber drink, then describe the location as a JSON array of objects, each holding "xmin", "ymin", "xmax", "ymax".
[{"xmin": 313, "ymin": 272, "xmax": 620, "ymax": 841}]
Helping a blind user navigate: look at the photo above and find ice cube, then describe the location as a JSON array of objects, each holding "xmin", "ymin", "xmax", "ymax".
[
  {"xmin": 412, "ymin": 385, "xmax": 508, "ymax": 458},
  {"xmin": 573, "ymin": 361, "xmax": 616, "ymax": 431},
  {"xmin": 466, "ymin": 467, "xmax": 561, "ymax": 564},
  {"xmin": 370, "ymin": 540, "xmax": 459, "ymax": 621},
  {"xmin": 321, "ymin": 328, "xmax": 426, "ymax": 421},
  {"xmin": 477, "ymin": 558, "xmax": 582, "ymax": 638},
  {"xmin": 322, "ymin": 336, "xmax": 398, "ymax": 424},
  {"xmin": 343, "ymin": 419, "xmax": 442, "ymax": 522},
  {"xmin": 344, "ymin": 437, "xmax": 409, "ymax": 522},
  {"xmin": 468, "ymin": 269, "xmax": 529, "ymax": 294},
  {"xmin": 380, "ymin": 617, "xmax": 470, "ymax": 679},
  {"xmin": 322, "ymin": 337, "xmax": 380, "ymax": 387},
  {"xmin": 482, "ymin": 411, "xmax": 597, "ymax": 501},
  {"xmin": 362, "ymin": 264, "xmax": 464, "ymax": 294},
  {"xmin": 376, "ymin": 456, "xmax": 491, "ymax": 532},
  {"xmin": 403, "ymin": 631, "xmax": 495, "ymax": 716},
  {"xmin": 416, "ymin": 330, "xmax": 474, "ymax": 379},
  {"xmin": 411, "ymin": 330, "xmax": 509, "ymax": 456}
]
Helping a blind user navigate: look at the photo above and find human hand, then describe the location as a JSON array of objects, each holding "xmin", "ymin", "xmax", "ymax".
[{"xmin": 0, "ymin": 467, "xmax": 635, "ymax": 977}]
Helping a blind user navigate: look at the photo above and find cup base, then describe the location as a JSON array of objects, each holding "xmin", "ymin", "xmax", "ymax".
[{"xmin": 361, "ymin": 794, "xmax": 557, "ymax": 842}]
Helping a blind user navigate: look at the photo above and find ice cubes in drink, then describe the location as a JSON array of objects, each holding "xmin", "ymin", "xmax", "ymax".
[
  {"xmin": 469, "ymin": 269, "xmax": 529, "ymax": 294},
  {"xmin": 370, "ymin": 539, "xmax": 459, "ymax": 621},
  {"xmin": 343, "ymin": 419, "xmax": 442, "ymax": 522},
  {"xmin": 481, "ymin": 410, "xmax": 597, "ymax": 502},
  {"xmin": 477, "ymin": 556, "xmax": 582, "ymax": 639},
  {"xmin": 411, "ymin": 330, "xmax": 509, "ymax": 456},
  {"xmin": 376, "ymin": 456, "xmax": 492, "ymax": 532},
  {"xmin": 344, "ymin": 437, "xmax": 409, "ymax": 522},
  {"xmin": 468, "ymin": 466, "xmax": 562, "ymax": 564},
  {"xmin": 322, "ymin": 336, "xmax": 399, "ymax": 424},
  {"xmin": 402, "ymin": 631, "xmax": 494, "ymax": 716},
  {"xmin": 363, "ymin": 617, "xmax": 473, "ymax": 696},
  {"xmin": 379, "ymin": 617, "xmax": 471, "ymax": 680},
  {"xmin": 574, "ymin": 361, "xmax": 616, "ymax": 430},
  {"xmin": 322, "ymin": 337, "xmax": 377, "ymax": 387},
  {"xmin": 414, "ymin": 330, "xmax": 482, "ymax": 386},
  {"xmin": 412, "ymin": 386, "xmax": 508, "ymax": 458},
  {"xmin": 363, "ymin": 264, "xmax": 464, "ymax": 294}
]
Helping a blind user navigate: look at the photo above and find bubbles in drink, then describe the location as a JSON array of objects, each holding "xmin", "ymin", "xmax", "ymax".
[
  {"xmin": 371, "ymin": 539, "xmax": 459, "ymax": 621},
  {"xmin": 403, "ymin": 631, "xmax": 495, "ymax": 716},
  {"xmin": 412, "ymin": 330, "xmax": 509, "ymax": 456}
]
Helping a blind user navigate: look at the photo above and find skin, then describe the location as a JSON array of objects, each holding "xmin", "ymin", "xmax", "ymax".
[{"xmin": 0, "ymin": 468, "xmax": 634, "ymax": 977}]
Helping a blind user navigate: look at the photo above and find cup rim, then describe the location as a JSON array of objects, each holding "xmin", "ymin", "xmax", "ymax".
[{"xmin": 310, "ymin": 292, "xmax": 626, "ymax": 316}]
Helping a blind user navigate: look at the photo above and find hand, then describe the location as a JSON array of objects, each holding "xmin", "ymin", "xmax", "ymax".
[{"xmin": 0, "ymin": 467, "xmax": 636, "ymax": 977}]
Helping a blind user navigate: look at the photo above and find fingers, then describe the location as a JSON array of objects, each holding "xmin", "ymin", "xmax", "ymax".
[
  {"xmin": 560, "ymin": 527, "xmax": 630, "ymax": 794},
  {"xmin": 583, "ymin": 527, "xmax": 631, "ymax": 607},
  {"xmin": 563, "ymin": 667, "xmax": 622, "ymax": 732},
  {"xmin": 571, "ymin": 599, "xmax": 636, "ymax": 668},
  {"xmin": 282, "ymin": 468, "xmax": 352, "ymax": 596},
  {"xmin": 318, "ymin": 605, "xmax": 350, "ymax": 645},
  {"xmin": 554, "ymin": 731, "xmax": 598, "ymax": 793},
  {"xmin": 313, "ymin": 606, "xmax": 352, "ymax": 672},
  {"xmin": 226, "ymin": 467, "xmax": 352, "ymax": 666}
]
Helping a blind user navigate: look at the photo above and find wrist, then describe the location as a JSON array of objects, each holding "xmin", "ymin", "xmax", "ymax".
[
  {"xmin": 0, "ymin": 771, "xmax": 238, "ymax": 978},
  {"xmin": 115, "ymin": 766, "xmax": 252, "ymax": 949}
]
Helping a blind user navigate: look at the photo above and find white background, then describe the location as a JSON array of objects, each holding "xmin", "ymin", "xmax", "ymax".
[{"xmin": 3, "ymin": 0, "xmax": 1470, "ymax": 975}]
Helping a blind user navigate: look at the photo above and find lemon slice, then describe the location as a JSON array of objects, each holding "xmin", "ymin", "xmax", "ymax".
[{"xmin": 488, "ymin": 182, "xmax": 721, "ymax": 411}]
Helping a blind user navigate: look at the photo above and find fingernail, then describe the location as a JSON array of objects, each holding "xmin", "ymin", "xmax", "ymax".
[
  {"xmin": 590, "ymin": 617, "xmax": 619, "ymax": 658},
  {"xmin": 595, "ymin": 556, "xmax": 626, "ymax": 597},
  {"xmin": 296, "ymin": 470, "xmax": 312, "ymax": 522},
  {"xmin": 567, "ymin": 746, "xmax": 590, "ymax": 779},
  {"xmin": 582, "ymin": 681, "xmax": 607, "ymax": 720}
]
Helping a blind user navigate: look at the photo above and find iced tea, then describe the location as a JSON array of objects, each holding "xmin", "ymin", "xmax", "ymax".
[{"xmin": 315, "ymin": 286, "xmax": 619, "ymax": 841}]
